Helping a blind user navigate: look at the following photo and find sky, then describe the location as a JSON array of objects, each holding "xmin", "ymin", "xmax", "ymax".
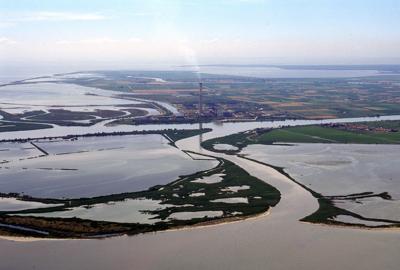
[{"xmin": 1, "ymin": 0, "xmax": 400, "ymax": 75}]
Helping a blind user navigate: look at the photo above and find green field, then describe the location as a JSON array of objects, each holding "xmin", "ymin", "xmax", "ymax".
[
  {"xmin": 256, "ymin": 126, "xmax": 400, "ymax": 144},
  {"xmin": 67, "ymin": 70, "xmax": 400, "ymax": 121},
  {"xmin": 202, "ymin": 121, "xmax": 400, "ymax": 154}
]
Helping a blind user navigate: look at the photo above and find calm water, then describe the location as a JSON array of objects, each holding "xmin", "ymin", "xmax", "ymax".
[
  {"xmin": 0, "ymin": 135, "xmax": 217, "ymax": 198},
  {"xmin": 0, "ymin": 82, "xmax": 179, "ymax": 117},
  {"xmin": 17, "ymin": 198, "xmax": 172, "ymax": 224},
  {"xmin": 0, "ymin": 198, "xmax": 61, "ymax": 212},
  {"xmin": 1, "ymin": 114, "xmax": 400, "ymax": 141},
  {"xmin": 242, "ymin": 143, "xmax": 400, "ymax": 221},
  {"xmin": 0, "ymin": 83, "xmax": 142, "ymax": 107},
  {"xmin": 193, "ymin": 66, "xmax": 385, "ymax": 78}
]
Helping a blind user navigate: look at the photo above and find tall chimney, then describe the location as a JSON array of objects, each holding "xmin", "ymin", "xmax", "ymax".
[{"xmin": 199, "ymin": 82, "xmax": 203, "ymax": 119}]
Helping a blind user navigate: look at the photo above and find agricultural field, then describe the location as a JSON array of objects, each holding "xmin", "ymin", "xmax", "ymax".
[
  {"xmin": 63, "ymin": 71, "xmax": 400, "ymax": 121},
  {"xmin": 3, "ymin": 70, "xmax": 400, "ymax": 130},
  {"xmin": 203, "ymin": 120, "xmax": 400, "ymax": 154}
]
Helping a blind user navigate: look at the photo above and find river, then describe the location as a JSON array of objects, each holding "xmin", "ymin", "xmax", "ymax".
[{"xmin": 1, "ymin": 116, "xmax": 400, "ymax": 269}]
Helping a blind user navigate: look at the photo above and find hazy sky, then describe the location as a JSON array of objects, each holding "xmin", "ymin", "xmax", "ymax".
[{"xmin": 1, "ymin": 0, "xmax": 400, "ymax": 73}]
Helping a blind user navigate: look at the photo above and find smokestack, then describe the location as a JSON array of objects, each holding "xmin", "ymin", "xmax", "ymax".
[{"xmin": 199, "ymin": 82, "xmax": 203, "ymax": 119}]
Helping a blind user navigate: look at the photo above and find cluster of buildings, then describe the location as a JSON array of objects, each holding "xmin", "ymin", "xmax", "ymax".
[
  {"xmin": 324, "ymin": 123, "xmax": 398, "ymax": 133},
  {"xmin": 176, "ymin": 102, "xmax": 295, "ymax": 122}
]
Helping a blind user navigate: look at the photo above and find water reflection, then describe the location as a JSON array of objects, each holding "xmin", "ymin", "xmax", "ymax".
[
  {"xmin": 241, "ymin": 143, "xmax": 400, "ymax": 221},
  {"xmin": 199, "ymin": 122, "xmax": 203, "ymax": 146},
  {"xmin": 0, "ymin": 135, "xmax": 217, "ymax": 198}
]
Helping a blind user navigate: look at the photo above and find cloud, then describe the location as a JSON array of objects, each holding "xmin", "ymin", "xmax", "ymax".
[
  {"xmin": 0, "ymin": 37, "xmax": 17, "ymax": 45},
  {"xmin": 55, "ymin": 37, "xmax": 144, "ymax": 46},
  {"xmin": 3, "ymin": 35, "xmax": 399, "ymax": 67},
  {"xmin": 132, "ymin": 11, "xmax": 160, "ymax": 17},
  {"xmin": 56, "ymin": 38, "xmax": 118, "ymax": 45},
  {"xmin": 0, "ymin": 22, "xmax": 15, "ymax": 28},
  {"xmin": 127, "ymin": 37, "xmax": 144, "ymax": 43},
  {"xmin": 1, "ymin": 11, "xmax": 107, "ymax": 23},
  {"xmin": 201, "ymin": 38, "xmax": 220, "ymax": 44}
]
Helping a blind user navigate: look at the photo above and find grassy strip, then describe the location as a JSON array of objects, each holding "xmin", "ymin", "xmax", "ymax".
[
  {"xmin": 202, "ymin": 121, "xmax": 400, "ymax": 155},
  {"xmin": 0, "ymin": 128, "xmax": 211, "ymax": 143},
  {"xmin": 257, "ymin": 126, "xmax": 400, "ymax": 144}
]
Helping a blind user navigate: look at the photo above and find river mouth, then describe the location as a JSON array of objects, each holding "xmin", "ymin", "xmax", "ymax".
[{"xmin": 1, "ymin": 115, "xmax": 400, "ymax": 236}]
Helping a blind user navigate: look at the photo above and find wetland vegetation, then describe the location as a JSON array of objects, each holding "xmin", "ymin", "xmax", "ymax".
[
  {"xmin": 240, "ymin": 155, "xmax": 400, "ymax": 229},
  {"xmin": 201, "ymin": 121, "xmax": 400, "ymax": 229},
  {"xmin": 0, "ymin": 154, "xmax": 280, "ymax": 238}
]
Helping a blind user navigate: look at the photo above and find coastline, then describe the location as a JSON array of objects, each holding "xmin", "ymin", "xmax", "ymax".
[
  {"xmin": 300, "ymin": 220, "xmax": 400, "ymax": 232},
  {"xmin": 164, "ymin": 208, "xmax": 271, "ymax": 233},
  {"xmin": 0, "ymin": 210, "xmax": 272, "ymax": 242}
]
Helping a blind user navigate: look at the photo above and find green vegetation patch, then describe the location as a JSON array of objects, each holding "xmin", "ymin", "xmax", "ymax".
[
  {"xmin": 256, "ymin": 126, "xmax": 400, "ymax": 144},
  {"xmin": 140, "ymin": 155, "xmax": 280, "ymax": 220},
  {"xmin": 0, "ymin": 121, "xmax": 52, "ymax": 133},
  {"xmin": 0, "ymin": 128, "xmax": 211, "ymax": 144},
  {"xmin": 301, "ymin": 196, "xmax": 400, "ymax": 229},
  {"xmin": 202, "ymin": 121, "xmax": 400, "ymax": 155}
]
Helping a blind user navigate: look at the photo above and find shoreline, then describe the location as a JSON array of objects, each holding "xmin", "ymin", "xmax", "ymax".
[
  {"xmin": 164, "ymin": 208, "xmax": 271, "ymax": 233},
  {"xmin": 0, "ymin": 128, "xmax": 212, "ymax": 143},
  {"xmin": 0, "ymin": 210, "xmax": 272, "ymax": 242},
  {"xmin": 300, "ymin": 220, "xmax": 400, "ymax": 232},
  {"xmin": 237, "ymin": 156, "xmax": 400, "ymax": 231}
]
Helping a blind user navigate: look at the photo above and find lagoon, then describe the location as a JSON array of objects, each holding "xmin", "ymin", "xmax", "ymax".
[
  {"xmin": 241, "ymin": 143, "xmax": 400, "ymax": 222},
  {"xmin": 0, "ymin": 134, "xmax": 217, "ymax": 198}
]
